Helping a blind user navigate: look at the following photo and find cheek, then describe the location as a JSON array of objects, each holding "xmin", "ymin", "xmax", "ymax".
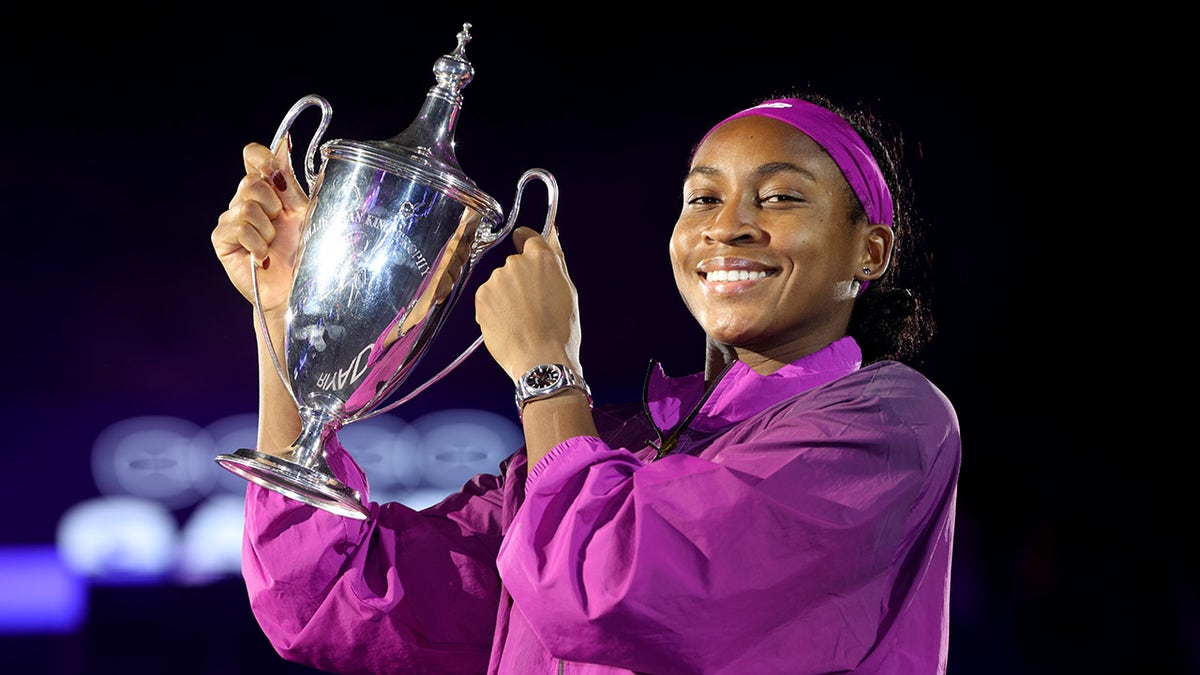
[
  {"xmin": 668, "ymin": 223, "xmax": 685, "ymax": 254},
  {"xmin": 668, "ymin": 233, "xmax": 699, "ymax": 310},
  {"xmin": 668, "ymin": 230, "xmax": 688, "ymax": 277}
]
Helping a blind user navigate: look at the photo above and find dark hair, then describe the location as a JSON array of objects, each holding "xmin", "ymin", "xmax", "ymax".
[
  {"xmin": 704, "ymin": 91, "xmax": 937, "ymax": 366},
  {"xmin": 811, "ymin": 92, "xmax": 935, "ymax": 366}
]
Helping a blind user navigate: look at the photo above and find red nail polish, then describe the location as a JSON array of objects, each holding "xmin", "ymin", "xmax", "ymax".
[
  {"xmin": 271, "ymin": 171, "xmax": 287, "ymax": 192},
  {"xmin": 262, "ymin": 256, "xmax": 271, "ymax": 270}
]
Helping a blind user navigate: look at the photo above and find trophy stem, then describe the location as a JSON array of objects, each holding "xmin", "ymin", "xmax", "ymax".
[
  {"xmin": 289, "ymin": 407, "xmax": 335, "ymax": 467},
  {"xmin": 214, "ymin": 408, "xmax": 369, "ymax": 520}
]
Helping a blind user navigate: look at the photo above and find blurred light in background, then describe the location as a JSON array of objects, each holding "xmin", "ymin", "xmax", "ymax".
[
  {"xmin": 339, "ymin": 413, "xmax": 424, "ymax": 504},
  {"xmin": 414, "ymin": 408, "xmax": 523, "ymax": 489},
  {"xmin": 2, "ymin": 408, "xmax": 520, "ymax": 635},
  {"xmin": 175, "ymin": 494, "xmax": 248, "ymax": 585},
  {"xmin": 0, "ymin": 546, "xmax": 86, "ymax": 634},
  {"xmin": 56, "ymin": 496, "xmax": 178, "ymax": 583},
  {"xmin": 90, "ymin": 416, "xmax": 219, "ymax": 510}
]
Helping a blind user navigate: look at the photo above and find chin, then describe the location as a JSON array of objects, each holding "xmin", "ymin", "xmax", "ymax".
[{"xmin": 704, "ymin": 327, "xmax": 761, "ymax": 349}]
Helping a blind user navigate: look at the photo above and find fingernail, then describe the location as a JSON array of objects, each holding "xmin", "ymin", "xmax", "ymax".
[
  {"xmin": 271, "ymin": 171, "xmax": 287, "ymax": 192},
  {"xmin": 261, "ymin": 256, "xmax": 271, "ymax": 270}
]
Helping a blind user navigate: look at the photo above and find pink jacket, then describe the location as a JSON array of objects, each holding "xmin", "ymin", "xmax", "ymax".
[{"xmin": 242, "ymin": 337, "xmax": 961, "ymax": 674}]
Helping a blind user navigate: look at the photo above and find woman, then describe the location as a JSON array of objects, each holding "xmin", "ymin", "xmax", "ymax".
[{"xmin": 212, "ymin": 92, "xmax": 961, "ymax": 674}]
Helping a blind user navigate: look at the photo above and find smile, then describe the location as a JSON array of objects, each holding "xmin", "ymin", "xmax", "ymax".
[{"xmin": 704, "ymin": 269, "xmax": 769, "ymax": 282}]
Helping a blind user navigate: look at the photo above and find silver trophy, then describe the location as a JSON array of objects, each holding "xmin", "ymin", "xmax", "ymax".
[{"xmin": 215, "ymin": 24, "xmax": 557, "ymax": 519}]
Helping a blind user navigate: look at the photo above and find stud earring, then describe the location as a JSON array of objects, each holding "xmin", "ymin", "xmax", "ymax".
[{"xmin": 862, "ymin": 266, "xmax": 872, "ymax": 275}]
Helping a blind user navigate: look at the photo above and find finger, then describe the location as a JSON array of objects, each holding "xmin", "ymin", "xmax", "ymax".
[
  {"xmin": 271, "ymin": 133, "xmax": 310, "ymax": 211},
  {"xmin": 241, "ymin": 141, "xmax": 276, "ymax": 176},
  {"xmin": 510, "ymin": 226, "xmax": 542, "ymax": 254},
  {"xmin": 237, "ymin": 224, "xmax": 272, "ymax": 267},
  {"xmin": 227, "ymin": 172, "xmax": 283, "ymax": 214},
  {"xmin": 215, "ymin": 202, "xmax": 276, "ymax": 266},
  {"xmin": 241, "ymin": 136, "xmax": 305, "ymax": 210},
  {"xmin": 543, "ymin": 222, "xmax": 563, "ymax": 256},
  {"xmin": 539, "ymin": 223, "xmax": 569, "ymax": 276}
]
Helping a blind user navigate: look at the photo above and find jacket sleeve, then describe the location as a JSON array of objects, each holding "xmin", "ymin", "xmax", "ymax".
[
  {"xmin": 241, "ymin": 432, "xmax": 512, "ymax": 675},
  {"xmin": 496, "ymin": 385, "xmax": 959, "ymax": 674}
]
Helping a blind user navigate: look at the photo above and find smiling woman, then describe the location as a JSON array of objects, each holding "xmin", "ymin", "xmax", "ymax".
[
  {"xmin": 211, "ymin": 90, "xmax": 961, "ymax": 674},
  {"xmin": 672, "ymin": 95, "xmax": 930, "ymax": 379}
]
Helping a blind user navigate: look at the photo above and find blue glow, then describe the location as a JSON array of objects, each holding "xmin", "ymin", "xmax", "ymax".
[
  {"xmin": 90, "ymin": 416, "xmax": 215, "ymax": 510},
  {"xmin": 56, "ymin": 497, "xmax": 178, "ymax": 584},
  {"xmin": 412, "ymin": 408, "xmax": 522, "ymax": 489},
  {"xmin": 0, "ymin": 546, "xmax": 87, "ymax": 634},
  {"xmin": 176, "ymin": 494, "xmax": 246, "ymax": 585},
  {"xmin": 44, "ymin": 407, "xmax": 519, "ymax": 598}
]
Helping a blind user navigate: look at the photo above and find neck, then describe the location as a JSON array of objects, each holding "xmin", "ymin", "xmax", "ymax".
[
  {"xmin": 709, "ymin": 329, "xmax": 849, "ymax": 379},
  {"xmin": 703, "ymin": 337, "xmax": 738, "ymax": 384}
]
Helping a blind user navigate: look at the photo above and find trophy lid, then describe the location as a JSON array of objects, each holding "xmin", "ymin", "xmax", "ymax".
[{"xmin": 323, "ymin": 23, "xmax": 503, "ymax": 222}]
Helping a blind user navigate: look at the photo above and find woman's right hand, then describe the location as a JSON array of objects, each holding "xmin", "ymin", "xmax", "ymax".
[{"xmin": 211, "ymin": 136, "xmax": 308, "ymax": 316}]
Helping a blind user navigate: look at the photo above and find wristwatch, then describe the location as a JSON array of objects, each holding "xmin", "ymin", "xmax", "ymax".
[{"xmin": 514, "ymin": 363, "xmax": 592, "ymax": 414}]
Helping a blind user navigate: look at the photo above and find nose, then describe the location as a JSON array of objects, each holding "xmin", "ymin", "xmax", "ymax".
[{"xmin": 702, "ymin": 198, "xmax": 763, "ymax": 245}]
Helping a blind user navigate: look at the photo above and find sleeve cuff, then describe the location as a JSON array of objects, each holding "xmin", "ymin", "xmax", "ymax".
[{"xmin": 524, "ymin": 435, "xmax": 605, "ymax": 492}]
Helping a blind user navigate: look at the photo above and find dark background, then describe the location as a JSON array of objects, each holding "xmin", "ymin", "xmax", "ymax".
[{"xmin": 1, "ymin": 6, "xmax": 1184, "ymax": 675}]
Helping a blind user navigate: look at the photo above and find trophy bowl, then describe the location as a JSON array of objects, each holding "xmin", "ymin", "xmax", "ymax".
[{"xmin": 215, "ymin": 24, "xmax": 557, "ymax": 518}]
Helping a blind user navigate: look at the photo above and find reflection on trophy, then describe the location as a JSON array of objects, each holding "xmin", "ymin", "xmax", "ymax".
[{"xmin": 215, "ymin": 23, "xmax": 558, "ymax": 519}]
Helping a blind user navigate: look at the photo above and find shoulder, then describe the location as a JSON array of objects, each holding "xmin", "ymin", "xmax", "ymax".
[
  {"xmin": 769, "ymin": 361, "xmax": 961, "ymax": 464},
  {"xmin": 806, "ymin": 360, "xmax": 957, "ymax": 424},
  {"xmin": 860, "ymin": 361, "xmax": 956, "ymax": 415},
  {"xmin": 847, "ymin": 361, "xmax": 961, "ymax": 469}
]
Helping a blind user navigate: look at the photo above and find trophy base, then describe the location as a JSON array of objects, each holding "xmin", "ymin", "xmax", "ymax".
[{"xmin": 215, "ymin": 448, "xmax": 369, "ymax": 520}]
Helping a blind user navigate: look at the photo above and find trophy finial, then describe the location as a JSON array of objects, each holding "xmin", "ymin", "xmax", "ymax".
[
  {"xmin": 453, "ymin": 23, "xmax": 472, "ymax": 59},
  {"xmin": 382, "ymin": 23, "xmax": 479, "ymax": 171},
  {"xmin": 430, "ymin": 23, "xmax": 474, "ymax": 94}
]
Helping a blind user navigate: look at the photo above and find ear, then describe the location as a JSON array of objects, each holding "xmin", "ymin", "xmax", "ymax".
[{"xmin": 857, "ymin": 224, "xmax": 894, "ymax": 282}]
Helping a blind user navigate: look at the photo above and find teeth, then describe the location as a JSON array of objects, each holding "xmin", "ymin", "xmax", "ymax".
[{"xmin": 706, "ymin": 269, "xmax": 768, "ymax": 282}]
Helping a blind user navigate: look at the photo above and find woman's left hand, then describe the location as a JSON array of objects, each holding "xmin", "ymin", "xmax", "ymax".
[{"xmin": 475, "ymin": 225, "xmax": 583, "ymax": 383}]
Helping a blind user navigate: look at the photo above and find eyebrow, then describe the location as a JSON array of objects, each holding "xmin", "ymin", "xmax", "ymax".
[{"xmin": 685, "ymin": 161, "xmax": 817, "ymax": 182}]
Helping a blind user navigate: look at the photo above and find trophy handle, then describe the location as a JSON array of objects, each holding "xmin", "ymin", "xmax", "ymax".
[
  {"xmin": 268, "ymin": 94, "xmax": 332, "ymax": 194},
  {"xmin": 358, "ymin": 168, "xmax": 560, "ymax": 420},
  {"xmin": 252, "ymin": 95, "xmax": 335, "ymax": 408}
]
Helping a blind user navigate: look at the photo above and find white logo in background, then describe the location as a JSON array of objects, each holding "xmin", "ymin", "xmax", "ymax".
[
  {"xmin": 90, "ymin": 416, "xmax": 216, "ymax": 510},
  {"xmin": 55, "ymin": 408, "xmax": 521, "ymax": 585}
]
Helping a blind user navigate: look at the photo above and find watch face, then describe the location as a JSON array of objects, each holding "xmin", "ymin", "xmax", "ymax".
[{"xmin": 525, "ymin": 365, "xmax": 562, "ymax": 390}]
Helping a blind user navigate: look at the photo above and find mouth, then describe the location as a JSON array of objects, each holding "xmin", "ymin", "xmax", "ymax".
[
  {"xmin": 696, "ymin": 258, "xmax": 776, "ymax": 290},
  {"xmin": 703, "ymin": 269, "xmax": 770, "ymax": 282}
]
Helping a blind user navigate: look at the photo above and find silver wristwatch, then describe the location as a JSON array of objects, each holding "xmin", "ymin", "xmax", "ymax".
[{"xmin": 514, "ymin": 363, "xmax": 592, "ymax": 413}]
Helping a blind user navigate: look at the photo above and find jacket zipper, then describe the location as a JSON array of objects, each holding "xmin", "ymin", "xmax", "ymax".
[{"xmin": 642, "ymin": 359, "xmax": 734, "ymax": 460}]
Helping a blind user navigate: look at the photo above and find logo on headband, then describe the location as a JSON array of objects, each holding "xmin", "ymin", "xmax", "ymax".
[{"xmin": 753, "ymin": 102, "xmax": 794, "ymax": 110}]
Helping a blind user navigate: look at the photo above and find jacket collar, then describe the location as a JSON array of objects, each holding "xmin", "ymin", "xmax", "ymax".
[{"xmin": 646, "ymin": 336, "xmax": 863, "ymax": 433}]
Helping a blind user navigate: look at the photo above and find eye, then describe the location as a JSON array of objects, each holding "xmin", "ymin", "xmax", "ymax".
[
  {"xmin": 683, "ymin": 187, "xmax": 721, "ymax": 208},
  {"xmin": 758, "ymin": 191, "xmax": 806, "ymax": 207}
]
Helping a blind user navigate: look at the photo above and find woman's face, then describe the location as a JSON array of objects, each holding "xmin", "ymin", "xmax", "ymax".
[{"xmin": 670, "ymin": 115, "xmax": 870, "ymax": 365}]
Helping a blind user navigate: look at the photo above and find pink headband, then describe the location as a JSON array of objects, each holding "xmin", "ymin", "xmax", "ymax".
[{"xmin": 702, "ymin": 98, "xmax": 894, "ymax": 226}]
